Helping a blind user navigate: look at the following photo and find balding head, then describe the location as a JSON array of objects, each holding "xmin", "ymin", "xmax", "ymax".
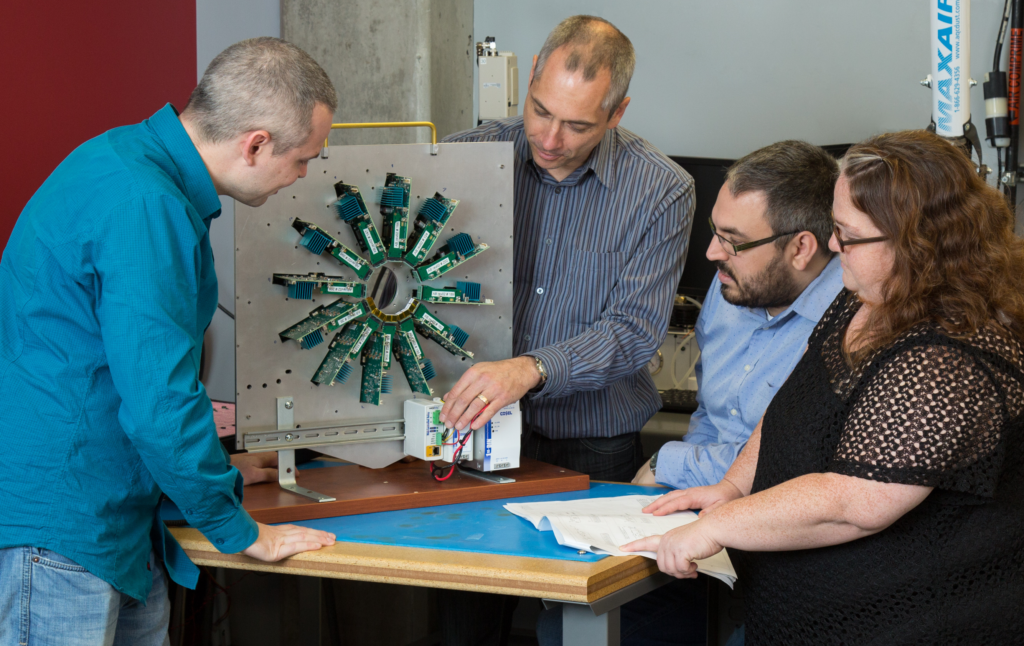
[{"xmin": 533, "ymin": 15, "xmax": 635, "ymax": 113}]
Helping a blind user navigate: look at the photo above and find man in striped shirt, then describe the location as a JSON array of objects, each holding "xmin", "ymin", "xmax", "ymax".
[
  {"xmin": 436, "ymin": 15, "xmax": 694, "ymax": 646},
  {"xmin": 439, "ymin": 15, "xmax": 694, "ymax": 488}
]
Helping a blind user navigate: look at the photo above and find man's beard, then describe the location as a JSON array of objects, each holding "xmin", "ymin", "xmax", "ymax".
[{"xmin": 716, "ymin": 253, "xmax": 802, "ymax": 310}]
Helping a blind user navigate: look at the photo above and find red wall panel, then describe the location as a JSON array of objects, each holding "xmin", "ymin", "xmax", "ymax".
[{"xmin": 0, "ymin": 3, "xmax": 197, "ymax": 251}]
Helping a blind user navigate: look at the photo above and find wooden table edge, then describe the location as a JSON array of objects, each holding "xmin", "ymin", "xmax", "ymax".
[{"xmin": 171, "ymin": 528, "xmax": 660, "ymax": 603}]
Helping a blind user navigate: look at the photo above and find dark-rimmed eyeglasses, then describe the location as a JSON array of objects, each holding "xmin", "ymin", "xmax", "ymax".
[
  {"xmin": 708, "ymin": 217, "xmax": 800, "ymax": 256},
  {"xmin": 831, "ymin": 216, "xmax": 888, "ymax": 252}
]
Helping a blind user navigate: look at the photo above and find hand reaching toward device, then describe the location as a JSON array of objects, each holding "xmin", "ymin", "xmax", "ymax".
[{"xmin": 439, "ymin": 356, "xmax": 540, "ymax": 431}]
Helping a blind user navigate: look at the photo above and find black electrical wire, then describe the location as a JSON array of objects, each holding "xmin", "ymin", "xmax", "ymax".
[
  {"xmin": 217, "ymin": 303, "xmax": 235, "ymax": 320},
  {"xmin": 996, "ymin": 0, "xmax": 1013, "ymax": 70},
  {"xmin": 999, "ymin": 147, "xmax": 1005, "ymax": 189},
  {"xmin": 1008, "ymin": 0, "xmax": 1024, "ymax": 206},
  {"xmin": 430, "ymin": 427, "xmax": 475, "ymax": 481}
]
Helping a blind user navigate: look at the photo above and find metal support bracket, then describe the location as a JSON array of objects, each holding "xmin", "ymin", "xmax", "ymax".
[
  {"xmin": 457, "ymin": 464, "xmax": 516, "ymax": 484},
  {"xmin": 277, "ymin": 397, "xmax": 336, "ymax": 503},
  {"xmin": 541, "ymin": 573, "xmax": 675, "ymax": 646}
]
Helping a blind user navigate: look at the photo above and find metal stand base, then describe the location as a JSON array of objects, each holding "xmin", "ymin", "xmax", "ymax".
[
  {"xmin": 562, "ymin": 603, "xmax": 620, "ymax": 646},
  {"xmin": 543, "ymin": 572, "xmax": 674, "ymax": 646},
  {"xmin": 278, "ymin": 449, "xmax": 336, "ymax": 502},
  {"xmin": 457, "ymin": 464, "xmax": 516, "ymax": 484},
  {"xmin": 275, "ymin": 397, "xmax": 335, "ymax": 502}
]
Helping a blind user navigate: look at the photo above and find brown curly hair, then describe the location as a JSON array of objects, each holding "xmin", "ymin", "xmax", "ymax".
[{"xmin": 842, "ymin": 129, "xmax": 1024, "ymax": 364}]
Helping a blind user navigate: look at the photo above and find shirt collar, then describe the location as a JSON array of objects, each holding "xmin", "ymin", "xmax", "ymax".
[
  {"xmin": 763, "ymin": 254, "xmax": 844, "ymax": 326},
  {"xmin": 147, "ymin": 103, "xmax": 222, "ymax": 221},
  {"xmin": 517, "ymin": 121, "xmax": 618, "ymax": 190},
  {"xmin": 588, "ymin": 127, "xmax": 617, "ymax": 190}
]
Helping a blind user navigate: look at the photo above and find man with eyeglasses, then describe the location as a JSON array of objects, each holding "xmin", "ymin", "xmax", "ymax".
[
  {"xmin": 539, "ymin": 140, "xmax": 845, "ymax": 646},
  {"xmin": 632, "ymin": 140, "xmax": 844, "ymax": 495}
]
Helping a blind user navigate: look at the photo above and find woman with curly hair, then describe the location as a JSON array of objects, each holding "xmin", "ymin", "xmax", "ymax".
[{"xmin": 624, "ymin": 129, "xmax": 1024, "ymax": 645}]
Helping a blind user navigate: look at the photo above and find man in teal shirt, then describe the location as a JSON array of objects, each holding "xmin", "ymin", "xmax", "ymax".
[{"xmin": 0, "ymin": 37, "xmax": 337, "ymax": 645}]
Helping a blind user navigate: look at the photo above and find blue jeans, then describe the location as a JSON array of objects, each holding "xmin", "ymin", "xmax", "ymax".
[{"xmin": 0, "ymin": 547, "xmax": 170, "ymax": 646}]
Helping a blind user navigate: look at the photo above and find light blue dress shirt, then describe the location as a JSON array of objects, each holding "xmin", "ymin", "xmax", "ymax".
[
  {"xmin": 654, "ymin": 256, "xmax": 844, "ymax": 490},
  {"xmin": 0, "ymin": 104, "xmax": 258, "ymax": 601}
]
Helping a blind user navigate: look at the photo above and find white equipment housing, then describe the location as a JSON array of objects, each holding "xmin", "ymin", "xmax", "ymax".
[
  {"xmin": 479, "ymin": 49, "xmax": 519, "ymax": 121},
  {"xmin": 463, "ymin": 401, "xmax": 521, "ymax": 472},
  {"xmin": 403, "ymin": 398, "xmax": 521, "ymax": 472}
]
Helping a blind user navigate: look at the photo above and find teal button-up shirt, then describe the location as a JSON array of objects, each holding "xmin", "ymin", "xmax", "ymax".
[{"xmin": 0, "ymin": 104, "xmax": 258, "ymax": 601}]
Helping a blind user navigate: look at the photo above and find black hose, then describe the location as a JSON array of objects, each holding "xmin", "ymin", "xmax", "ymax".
[
  {"xmin": 1008, "ymin": 0, "xmax": 1024, "ymax": 206},
  {"xmin": 996, "ymin": 0, "xmax": 1012, "ymax": 71}
]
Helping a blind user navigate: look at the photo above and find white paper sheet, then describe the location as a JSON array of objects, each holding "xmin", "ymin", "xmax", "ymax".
[{"xmin": 504, "ymin": 495, "xmax": 737, "ymax": 588}]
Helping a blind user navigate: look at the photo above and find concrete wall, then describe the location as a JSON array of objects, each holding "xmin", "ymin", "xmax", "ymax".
[
  {"xmin": 196, "ymin": 0, "xmax": 282, "ymax": 402},
  {"xmin": 281, "ymin": 0, "xmax": 474, "ymax": 145}
]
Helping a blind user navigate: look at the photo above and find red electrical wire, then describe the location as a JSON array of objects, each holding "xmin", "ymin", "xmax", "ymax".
[{"xmin": 429, "ymin": 405, "xmax": 487, "ymax": 481}]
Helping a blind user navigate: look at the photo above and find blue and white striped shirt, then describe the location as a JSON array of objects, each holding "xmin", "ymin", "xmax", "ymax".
[{"xmin": 445, "ymin": 117, "xmax": 694, "ymax": 439}]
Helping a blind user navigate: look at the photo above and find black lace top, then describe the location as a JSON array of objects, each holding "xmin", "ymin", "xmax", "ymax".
[{"xmin": 731, "ymin": 290, "xmax": 1024, "ymax": 646}]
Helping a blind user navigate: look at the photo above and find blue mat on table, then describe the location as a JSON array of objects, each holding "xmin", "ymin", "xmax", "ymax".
[
  {"xmin": 161, "ymin": 460, "xmax": 667, "ymax": 563},
  {"xmin": 290, "ymin": 479, "xmax": 667, "ymax": 563}
]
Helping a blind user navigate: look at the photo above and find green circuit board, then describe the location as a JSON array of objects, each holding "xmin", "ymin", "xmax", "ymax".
[
  {"xmin": 272, "ymin": 272, "xmax": 366, "ymax": 300},
  {"xmin": 334, "ymin": 182, "xmax": 386, "ymax": 267},
  {"xmin": 414, "ymin": 284, "xmax": 492, "ymax": 305},
  {"xmin": 291, "ymin": 219, "xmax": 372, "ymax": 280},
  {"xmin": 380, "ymin": 173, "xmax": 411, "ymax": 262},
  {"xmin": 415, "ymin": 241, "xmax": 489, "ymax": 282},
  {"xmin": 278, "ymin": 299, "xmax": 359, "ymax": 346},
  {"xmin": 359, "ymin": 317, "xmax": 389, "ymax": 406},
  {"xmin": 311, "ymin": 323, "xmax": 364, "ymax": 386},
  {"xmin": 393, "ymin": 317, "xmax": 433, "ymax": 396},
  {"xmin": 403, "ymin": 193, "xmax": 459, "ymax": 267},
  {"xmin": 411, "ymin": 303, "xmax": 474, "ymax": 359}
]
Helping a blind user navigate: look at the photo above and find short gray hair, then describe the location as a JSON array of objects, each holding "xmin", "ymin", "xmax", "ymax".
[
  {"xmin": 726, "ymin": 140, "xmax": 840, "ymax": 257},
  {"xmin": 182, "ymin": 37, "xmax": 337, "ymax": 155},
  {"xmin": 533, "ymin": 16, "xmax": 635, "ymax": 113}
]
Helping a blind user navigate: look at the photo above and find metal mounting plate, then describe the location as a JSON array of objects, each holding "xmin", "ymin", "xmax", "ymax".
[{"xmin": 235, "ymin": 143, "xmax": 515, "ymax": 453}]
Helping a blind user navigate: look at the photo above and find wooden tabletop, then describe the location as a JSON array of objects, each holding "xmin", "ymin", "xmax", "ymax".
[
  {"xmin": 170, "ymin": 527, "xmax": 659, "ymax": 603},
  {"xmin": 242, "ymin": 458, "xmax": 589, "ymax": 524}
]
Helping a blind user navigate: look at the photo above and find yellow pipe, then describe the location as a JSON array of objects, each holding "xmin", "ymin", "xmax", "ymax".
[{"xmin": 324, "ymin": 121, "xmax": 437, "ymax": 149}]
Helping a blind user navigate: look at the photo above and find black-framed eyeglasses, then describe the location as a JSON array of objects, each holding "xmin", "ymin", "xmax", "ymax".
[
  {"xmin": 831, "ymin": 215, "xmax": 888, "ymax": 252},
  {"xmin": 708, "ymin": 217, "xmax": 800, "ymax": 256}
]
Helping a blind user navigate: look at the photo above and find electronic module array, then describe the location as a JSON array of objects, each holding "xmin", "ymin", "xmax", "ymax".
[{"xmin": 272, "ymin": 173, "xmax": 495, "ymax": 406}]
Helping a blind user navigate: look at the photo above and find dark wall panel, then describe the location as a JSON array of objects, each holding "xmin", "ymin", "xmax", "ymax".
[{"xmin": 1, "ymin": 3, "xmax": 197, "ymax": 250}]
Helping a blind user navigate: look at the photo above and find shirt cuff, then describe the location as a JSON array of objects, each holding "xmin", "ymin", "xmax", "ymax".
[
  {"xmin": 653, "ymin": 440, "xmax": 700, "ymax": 490},
  {"xmin": 194, "ymin": 470, "xmax": 260, "ymax": 554},
  {"xmin": 524, "ymin": 346, "xmax": 571, "ymax": 398},
  {"xmin": 198, "ymin": 504, "xmax": 260, "ymax": 554}
]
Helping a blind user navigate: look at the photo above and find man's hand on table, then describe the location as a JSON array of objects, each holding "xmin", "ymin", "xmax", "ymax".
[
  {"xmin": 231, "ymin": 452, "xmax": 278, "ymax": 486},
  {"xmin": 242, "ymin": 522, "xmax": 335, "ymax": 561},
  {"xmin": 632, "ymin": 459, "xmax": 658, "ymax": 485},
  {"xmin": 439, "ymin": 356, "xmax": 540, "ymax": 432}
]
